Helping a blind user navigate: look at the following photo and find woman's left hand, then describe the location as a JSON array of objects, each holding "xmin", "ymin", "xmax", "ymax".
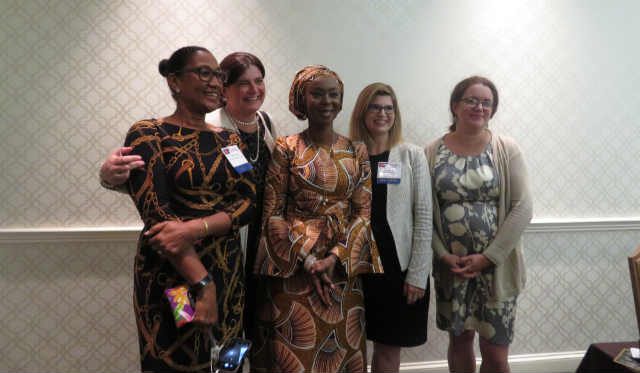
[
  {"xmin": 308, "ymin": 255, "xmax": 337, "ymax": 306},
  {"xmin": 145, "ymin": 220, "xmax": 200, "ymax": 256},
  {"xmin": 309, "ymin": 255, "xmax": 337, "ymax": 277},
  {"xmin": 192, "ymin": 283, "xmax": 218, "ymax": 326},
  {"xmin": 452, "ymin": 254, "xmax": 492, "ymax": 278},
  {"xmin": 403, "ymin": 282, "xmax": 425, "ymax": 305}
]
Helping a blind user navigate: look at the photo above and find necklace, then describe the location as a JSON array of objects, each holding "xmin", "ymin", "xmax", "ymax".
[
  {"xmin": 224, "ymin": 108, "xmax": 260, "ymax": 163},
  {"xmin": 227, "ymin": 109, "xmax": 258, "ymax": 128}
]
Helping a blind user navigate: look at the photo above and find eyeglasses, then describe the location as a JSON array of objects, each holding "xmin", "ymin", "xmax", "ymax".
[
  {"xmin": 460, "ymin": 97, "xmax": 493, "ymax": 109},
  {"xmin": 179, "ymin": 67, "xmax": 227, "ymax": 83},
  {"xmin": 367, "ymin": 104, "xmax": 394, "ymax": 114}
]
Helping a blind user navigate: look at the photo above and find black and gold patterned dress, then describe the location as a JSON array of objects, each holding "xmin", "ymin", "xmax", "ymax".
[{"xmin": 124, "ymin": 119, "xmax": 255, "ymax": 372}]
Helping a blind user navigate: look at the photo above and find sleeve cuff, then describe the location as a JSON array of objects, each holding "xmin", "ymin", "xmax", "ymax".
[
  {"xmin": 482, "ymin": 248, "xmax": 503, "ymax": 266},
  {"xmin": 405, "ymin": 270, "xmax": 428, "ymax": 290},
  {"xmin": 330, "ymin": 245, "xmax": 348, "ymax": 262}
]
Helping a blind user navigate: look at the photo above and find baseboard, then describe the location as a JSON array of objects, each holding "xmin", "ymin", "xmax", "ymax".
[{"xmin": 398, "ymin": 351, "xmax": 584, "ymax": 373}]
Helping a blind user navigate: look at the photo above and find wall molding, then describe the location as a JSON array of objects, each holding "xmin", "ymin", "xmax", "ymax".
[
  {"xmin": 1, "ymin": 217, "xmax": 640, "ymax": 244},
  {"xmin": 0, "ymin": 226, "xmax": 142, "ymax": 243},
  {"xmin": 526, "ymin": 217, "xmax": 640, "ymax": 233},
  {"xmin": 399, "ymin": 351, "xmax": 584, "ymax": 372}
]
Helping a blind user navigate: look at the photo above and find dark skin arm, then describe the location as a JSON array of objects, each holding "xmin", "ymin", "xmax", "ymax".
[{"xmin": 144, "ymin": 213, "xmax": 232, "ymax": 326}]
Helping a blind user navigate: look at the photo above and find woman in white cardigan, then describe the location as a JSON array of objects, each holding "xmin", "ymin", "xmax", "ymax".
[{"xmin": 349, "ymin": 82, "xmax": 432, "ymax": 373}]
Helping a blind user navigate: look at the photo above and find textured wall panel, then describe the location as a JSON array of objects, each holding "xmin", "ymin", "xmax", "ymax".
[
  {"xmin": 1, "ymin": 230, "xmax": 638, "ymax": 372},
  {"xmin": 0, "ymin": 242, "xmax": 138, "ymax": 373},
  {"xmin": 2, "ymin": 0, "xmax": 640, "ymax": 228},
  {"xmin": 400, "ymin": 230, "xmax": 640, "ymax": 362},
  {"xmin": 2, "ymin": 0, "xmax": 640, "ymax": 372}
]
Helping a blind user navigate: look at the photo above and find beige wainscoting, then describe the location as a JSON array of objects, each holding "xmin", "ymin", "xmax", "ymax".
[{"xmin": 1, "ymin": 220, "xmax": 638, "ymax": 372}]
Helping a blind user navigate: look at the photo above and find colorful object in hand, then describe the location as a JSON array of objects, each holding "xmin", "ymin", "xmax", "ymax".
[{"xmin": 164, "ymin": 285, "xmax": 195, "ymax": 327}]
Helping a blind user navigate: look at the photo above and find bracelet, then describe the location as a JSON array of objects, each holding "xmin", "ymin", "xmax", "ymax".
[
  {"xmin": 189, "ymin": 273, "xmax": 213, "ymax": 299},
  {"xmin": 304, "ymin": 254, "xmax": 317, "ymax": 272},
  {"xmin": 327, "ymin": 252, "xmax": 339, "ymax": 263},
  {"xmin": 100, "ymin": 177, "xmax": 119, "ymax": 191},
  {"xmin": 201, "ymin": 219, "xmax": 209, "ymax": 238}
]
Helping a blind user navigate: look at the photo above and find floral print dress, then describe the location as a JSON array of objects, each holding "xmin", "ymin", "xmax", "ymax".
[{"xmin": 433, "ymin": 142, "xmax": 517, "ymax": 345}]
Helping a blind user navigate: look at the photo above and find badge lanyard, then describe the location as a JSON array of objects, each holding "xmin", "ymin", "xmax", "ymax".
[{"xmin": 221, "ymin": 145, "xmax": 253, "ymax": 174}]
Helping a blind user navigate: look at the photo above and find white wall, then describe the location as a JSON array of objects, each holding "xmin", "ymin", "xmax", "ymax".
[{"xmin": 1, "ymin": 1, "xmax": 639, "ymax": 372}]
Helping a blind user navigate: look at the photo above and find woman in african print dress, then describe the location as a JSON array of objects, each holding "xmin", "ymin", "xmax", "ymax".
[
  {"xmin": 251, "ymin": 65, "xmax": 383, "ymax": 373},
  {"xmin": 123, "ymin": 46, "xmax": 255, "ymax": 372}
]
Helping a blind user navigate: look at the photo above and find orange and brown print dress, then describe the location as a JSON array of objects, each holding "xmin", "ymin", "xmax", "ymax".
[{"xmin": 251, "ymin": 130, "xmax": 383, "ymax": 373}]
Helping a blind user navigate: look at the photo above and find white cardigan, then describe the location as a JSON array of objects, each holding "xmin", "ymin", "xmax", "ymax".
[
  {"xmin": 205, "ymin": 107, "xmax": 276, "ymax": 152},
  {"xmin": 383, "ymin": 142, "xmax": 433, "ymax": 289},
  {"xmin": 205, "ymin": 107, "xmax": 277, "ymax": 256}
]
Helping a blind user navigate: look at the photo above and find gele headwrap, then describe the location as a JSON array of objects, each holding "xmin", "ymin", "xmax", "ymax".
[{"xmin": 289, "ymin": 65, "xmax": 344, "ymax": 120}]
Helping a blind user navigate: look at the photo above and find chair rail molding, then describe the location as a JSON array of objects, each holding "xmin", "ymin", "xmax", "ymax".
[{"xmin": 1, "ymin": 217, "xmax": 640, "ymax": 243}]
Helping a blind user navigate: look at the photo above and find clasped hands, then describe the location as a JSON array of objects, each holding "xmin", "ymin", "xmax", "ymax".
[
  {"xmin": 442, "ymin": 253, "xmax": 492, "ymax": 279},
  {"xmin": 304, "ymin": 253, "xmax": 338, "ymax": 307}
]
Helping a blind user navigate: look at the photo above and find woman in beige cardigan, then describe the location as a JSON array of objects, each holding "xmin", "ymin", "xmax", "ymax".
[{"xmin": 426, "ymin": 76, "xmax": 532, "ymax": 373}]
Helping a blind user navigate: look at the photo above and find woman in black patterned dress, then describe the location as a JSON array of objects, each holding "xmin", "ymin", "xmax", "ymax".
[
  {"xmin": 99, "ymin": 51, "xmax": 278, "ymax": 348},
  {"xmin": 123, "ymin": 46, "xmax": 255, "ymax": 372}
]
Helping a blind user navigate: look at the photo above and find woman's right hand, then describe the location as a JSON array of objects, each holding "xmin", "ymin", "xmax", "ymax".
[
  {"xmin": 192, "ymin": 283, "xmax": 218, "ymax": 326},
  {"xmin": 145, "ymin": 220, "xmax": 201, "ymax": 256},
  {"xmin": 441, "ymin": 253, "xmax": 479, "ymax": 278},
  {"xmin": 441, "ymin": 253, "xmax": 462, "ymax": 270},
  {"xmin": 442, "ymin": 253, "xmax": 481, "ymax": 279},
  {"xmin": 99, "ymin": 146, "xmax": 145, "ymax": 187}
]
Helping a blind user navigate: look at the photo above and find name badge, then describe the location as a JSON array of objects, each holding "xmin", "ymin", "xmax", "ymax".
[
  {"xmin": 222, "ymin": 145, "xmax": 253, "ymax": 174},
  {"xmin": 377, "ymin": 162, "xmax": 401, "ymax": 184}
]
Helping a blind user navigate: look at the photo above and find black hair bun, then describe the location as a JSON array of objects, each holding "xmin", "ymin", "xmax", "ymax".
[{"xmin": 158, "ymin": 59, "xmax": 171, "ymax": 77}]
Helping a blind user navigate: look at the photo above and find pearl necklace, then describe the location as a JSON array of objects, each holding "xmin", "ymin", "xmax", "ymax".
[
  {"xmin": 227, "ymin": 110, "xmax": 258, "ymax": 128},
  {"xmin": 224, "ymin": 108, "xmax": 261, "ymax": 163}
]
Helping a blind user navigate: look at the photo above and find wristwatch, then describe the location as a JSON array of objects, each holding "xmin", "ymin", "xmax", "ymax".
[{"xmin": 189, "ymin": 273, "xmax": 213, "ymax": 298}]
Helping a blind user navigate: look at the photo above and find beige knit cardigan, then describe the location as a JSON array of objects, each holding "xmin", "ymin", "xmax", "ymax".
[{"xmin": 425, "ymin": 132, "xmax": 533, "ymax": 301}]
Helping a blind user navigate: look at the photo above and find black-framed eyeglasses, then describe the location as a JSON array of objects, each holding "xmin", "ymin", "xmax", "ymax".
[
  {"xmin": 179, "ymin": 67, "xmax": 227, "ymax": 83},
  {"xmin": 460, "ymin": 97, "xmax": 493, "ymax": 109},
  {"xmin": 367, "ymin": 104, "xmax": 394, "ymax": 114}
]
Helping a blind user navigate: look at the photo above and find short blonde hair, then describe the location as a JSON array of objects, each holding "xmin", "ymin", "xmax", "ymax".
[{"xmin": 349, "ymin": 82, "xmax": 402, "ymax": 149}]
